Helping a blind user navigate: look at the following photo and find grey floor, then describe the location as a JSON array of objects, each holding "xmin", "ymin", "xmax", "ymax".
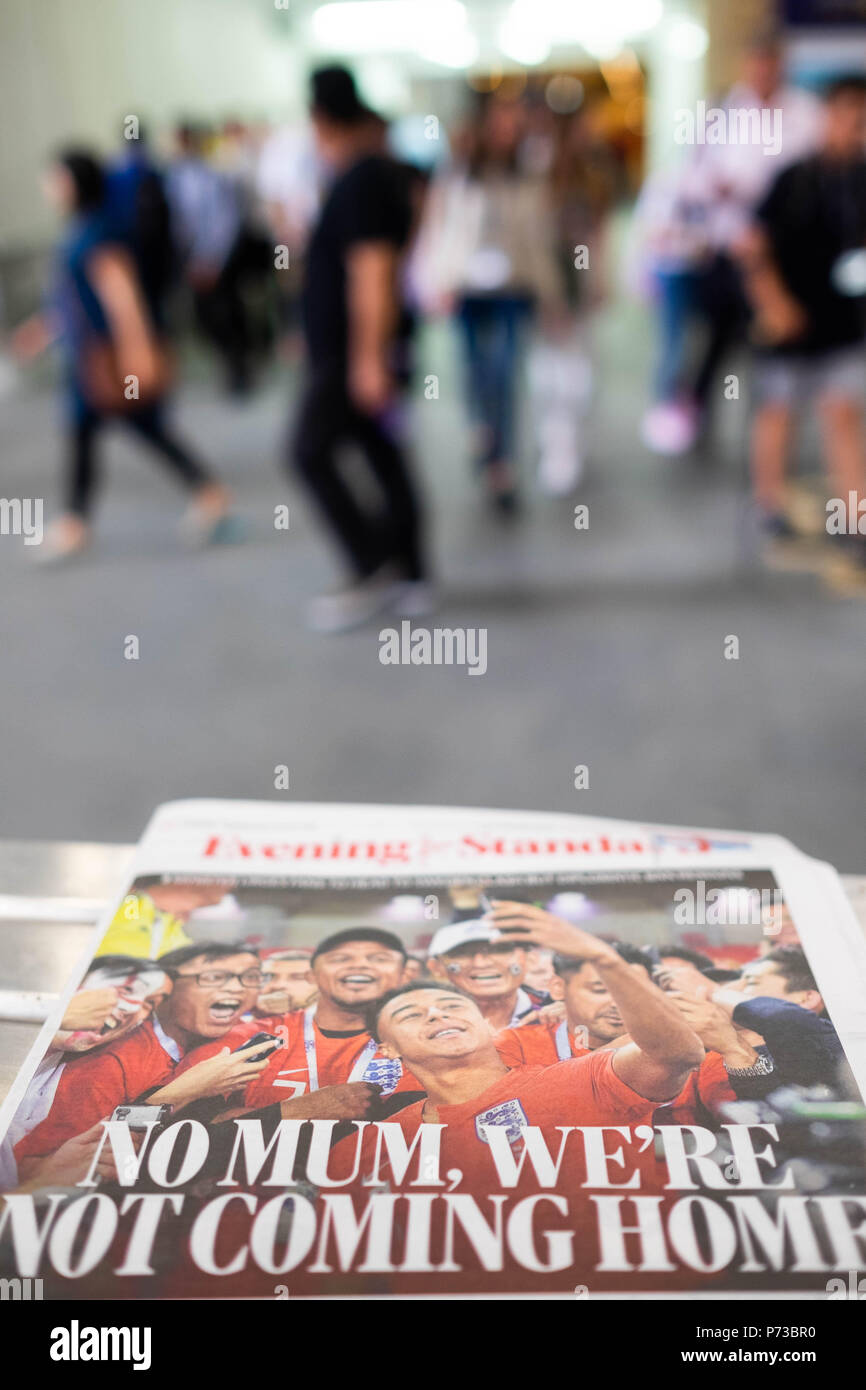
[{"xmin": 1, "ymin": 301, "xmax": 865, "ymax": 868}]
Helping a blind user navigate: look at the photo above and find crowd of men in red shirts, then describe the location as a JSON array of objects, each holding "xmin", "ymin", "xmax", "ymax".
[{"xmin": 5, "ymin": 896, "xmax": 842, "ymax": 1202}]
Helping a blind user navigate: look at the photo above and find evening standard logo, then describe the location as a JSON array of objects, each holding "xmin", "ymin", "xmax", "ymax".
[
  {"xmin": 50, "ymin": 1320, "xmax": 151, "ymax": 1371},
  {"xmin": 379, "ymin": 620, "xmax": 487, "ymax": 675},
  {"xmin": 673, "ymin": 100, "xmax": 783, "ymax": 155}
]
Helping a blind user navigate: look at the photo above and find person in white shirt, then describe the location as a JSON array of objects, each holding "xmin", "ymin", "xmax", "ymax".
[
  {"xmin": 166, "ymin": 124, "xmax": 252, "ymax": 394},
  {"xmin": 659, "ymin": 32, "xmax": 822, "ymax": 446},
  {"xmin": 412, "ymin": 100, "xmax": 565, "ymax": 511}
]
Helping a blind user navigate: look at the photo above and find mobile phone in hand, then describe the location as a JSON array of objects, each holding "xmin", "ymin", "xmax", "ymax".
[
  {"xmin": 233, "ymin": 1031, "xmax": 282, "ymax": 1062},
  {"xmin": 110, "ymin": 1103, "xmax": 173, "ymax": 1128}
]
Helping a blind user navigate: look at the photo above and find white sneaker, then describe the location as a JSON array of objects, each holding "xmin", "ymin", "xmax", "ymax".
[
  {"xmin": 640, "ymin": 400, "xmax": 700, "ymax": 456},
  {"xmin": 34, "ymin": 516, "xmax": 91, "ymax": 565},
  {"xmin": 306, "ymin": 565, "xmax": 399, "ymax": 634},
  {"xmin": 389, "ymin": 579, "xmax": 435, "ymax": 617},
  {"xmin": 536, "ymin": 409, "xmax": 586, "ymax": 496},
  {"xmin": 537, "ymin": 433, "xmax": 585, "ymax": 497}
]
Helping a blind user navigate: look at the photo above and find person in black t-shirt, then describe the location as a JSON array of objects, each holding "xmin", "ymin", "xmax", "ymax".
[
  {"xmin": 739, "ymin": 75, "xmax": 866, "ymax": 572},
  {"xmin": 289, "ymin": 66, "xmax": 428, "ymax": 633}
]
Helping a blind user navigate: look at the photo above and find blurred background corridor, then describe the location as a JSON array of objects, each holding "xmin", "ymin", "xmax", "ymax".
[{"xmin": 1, "ymin": 0, "xmax": 866, "ymax": 865}]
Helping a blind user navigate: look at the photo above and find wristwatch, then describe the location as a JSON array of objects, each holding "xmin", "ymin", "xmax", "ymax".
[{"xmin": 725, "ymin": 1053, "xmax": 775, "ymax": 1080}]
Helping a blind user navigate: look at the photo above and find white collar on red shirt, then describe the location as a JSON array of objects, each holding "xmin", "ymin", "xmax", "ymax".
[
  {"xmin": 509, "ymin": 988, "xmax": 535, "ymax": 1028},
  {"xmin": 152, "ymin": 1015, "xmax": 182, "ymax": 1065}
]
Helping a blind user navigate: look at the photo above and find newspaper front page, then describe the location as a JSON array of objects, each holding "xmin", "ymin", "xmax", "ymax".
[{"xmin": 1, "ymin": 800, "xmax": 864, "ymax": 1301}]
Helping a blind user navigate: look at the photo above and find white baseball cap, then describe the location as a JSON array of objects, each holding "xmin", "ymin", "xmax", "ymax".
[{"xmin": 427, "ymin": 919, "xmax": 502, "ymax": 958}]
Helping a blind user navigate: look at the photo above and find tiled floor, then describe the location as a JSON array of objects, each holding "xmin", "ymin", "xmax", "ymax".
[{"xmin": 1, "ymin": 305, "xmax": 865, "ymax": 866}]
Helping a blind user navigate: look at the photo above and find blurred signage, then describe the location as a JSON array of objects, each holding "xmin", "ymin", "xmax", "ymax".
[{"xmin": 783, "ymin": 0, "xmax": 866, "ymax": 23}]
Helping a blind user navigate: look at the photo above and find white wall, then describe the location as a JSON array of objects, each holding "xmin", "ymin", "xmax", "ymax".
[
  {"xmin": 0, "ymin": 0, "xmax": 711, "ymax": 252},
  {"xmin": 0, "ymin": 0, "xmax": 304, "ymax": 250},
  {"xmin": 645, "ymin": 3, "xmax": 710, "ymax": 174}
]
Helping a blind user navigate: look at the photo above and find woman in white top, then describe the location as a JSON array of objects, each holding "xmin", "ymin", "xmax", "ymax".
[{"xmin": 414, "ymin": 100, "xmax": 564, "ymax": 512}]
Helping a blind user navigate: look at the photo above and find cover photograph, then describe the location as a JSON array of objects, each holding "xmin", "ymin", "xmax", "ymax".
[{"xmin": 1, "ymin": 800, "xmax": 864, "ymax": 1301}]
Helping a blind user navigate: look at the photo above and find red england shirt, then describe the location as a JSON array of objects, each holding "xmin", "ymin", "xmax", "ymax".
[
  {"xmin": 176, "ymin": 1010, "xmax": 421, "ymax": 1109},
  {"xmin": 15, "ymin": 1020, "xmax": 178, "ymax": 1161}
]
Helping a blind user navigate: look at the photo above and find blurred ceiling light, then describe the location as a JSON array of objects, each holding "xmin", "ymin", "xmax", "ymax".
[
  {"xmin": 664, "ymin": 17, "xmax": 709, "ymax": 61},
  {"xmin": 310, "ymin": 1, "xmax": 478, "ymax": 67},
  {"xmin": 499, "ymin": 11, "xmax": 552, "ymax": 67},
  {"xmin": 513, "ymin": 0, "xmax": 662, "ymax": 39},
  {"xmin": 545, "ymin": 74, "xmax": 585, "ymax": 114},
  {"xmin": 418, "ymin": 27, "xmax": 480, "ymax": 69},
  {"xmin": 582, "ymin": 37, "xmax": 627, "ymax": 61},
  {"xmin": 505, "ymin": 0, "xmax": 660, "ymax": 67}
]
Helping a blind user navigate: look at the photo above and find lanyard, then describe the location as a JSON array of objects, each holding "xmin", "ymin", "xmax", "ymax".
[
  {"xmin": 302, "ymin": 1006, "xmax": 378, "ymax": 1093},
  {"xmin": 555, "ymin": 1020, "xmax": 571, "ymax": 1062},
  {"xmin": 509, "ymin": 988, "xmax": 532, "ymax": 1028},
  {"xmin": 152, "ymin": 1015, "xmax": 182, "ymax": 1065}
]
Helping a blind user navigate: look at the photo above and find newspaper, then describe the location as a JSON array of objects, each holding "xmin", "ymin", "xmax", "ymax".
[{"xmin": 1, "ymin": 798, "xmax": 865, "ymax": 1300}]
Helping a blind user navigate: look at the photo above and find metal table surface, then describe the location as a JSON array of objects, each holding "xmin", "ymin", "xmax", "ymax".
[
  {"xmin": 1, "ymin": 838, "xmax": 865, "ymax": 1109},
  {"xmin": 0, "ymin": 840, "xmax": 133, "ymax": 1105}
]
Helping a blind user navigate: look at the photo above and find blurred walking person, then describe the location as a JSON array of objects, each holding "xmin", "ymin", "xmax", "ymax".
[
  {"xmin": 104, "ymin": 123, "xmax": 175, "ymax": 330},
  {"xmin": 290, "ymin": 66, "xmax": 428, "ymax": 633},
  {"xmin": 213, "ymin": 119, "xmax": 280, "ymax": 363},
  {"xmin": 631, "ymin": 165, "xmax": 711, "ymax": 455},
  {"xmin": 12, "ymin": 150, "xmax": 232, "ymax": 560},
  {"xmin": 677, "ymin": 31, "xmax": 820, "ymax": 447},
  {"xmin": 166, "ymin": 123, "xmax": 255, "ymax": 395},
  {"xmin": 740, "ymin": 75, "xmax": 866, "ymax": 584},
  {"xmin": 533, "ymin": 103, "xmax": 616, "ymax": 494},
  {"xmin": 415, "ymin": 98, "xmax": 564, "ymax": 511}
]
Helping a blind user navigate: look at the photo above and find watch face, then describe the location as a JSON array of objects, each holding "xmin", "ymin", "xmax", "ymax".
[{"xmin": 831, "ymin": 248, "xmax": 866, "ymax": 297}]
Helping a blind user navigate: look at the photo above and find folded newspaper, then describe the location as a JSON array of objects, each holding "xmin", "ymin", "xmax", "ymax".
[{"xmin": 1, "ymin": 799, "xmax": 865, "ymax": 1300}]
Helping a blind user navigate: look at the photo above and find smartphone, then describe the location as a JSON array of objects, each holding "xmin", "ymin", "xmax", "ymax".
[
  {"xmin": 233, "ymin": 1031, "xmax": 282, "ymax": 1062},
  {"xmin": 110, "ymin": 1103, "xmax": 173, "ymax": 1128}
]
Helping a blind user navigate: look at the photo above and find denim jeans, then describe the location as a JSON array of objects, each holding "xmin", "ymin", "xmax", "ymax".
[
  {"xmin": 456, "ymin": 293, "xmax": 532, "ymax": 465},
  {"xmin": 652, "ymin": 267, "xmax": 699, "ymax": 402}
]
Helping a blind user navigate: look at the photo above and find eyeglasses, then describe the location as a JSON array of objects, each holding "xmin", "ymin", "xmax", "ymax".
[{"xmin": 172, "ymin": 968, "xmax": 263, "ymax": 988}]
